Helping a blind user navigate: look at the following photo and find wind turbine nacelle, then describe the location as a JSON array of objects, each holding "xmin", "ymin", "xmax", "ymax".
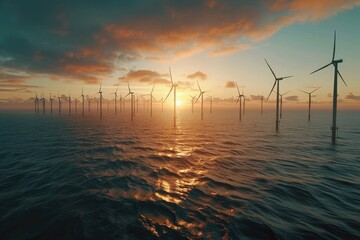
[{"xmin": 334, "ymin": 59, "xmax": 343, "ymax": 64}]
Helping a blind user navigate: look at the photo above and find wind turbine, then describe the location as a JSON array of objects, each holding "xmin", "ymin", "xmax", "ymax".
[
  {"xmin": 124, "ymin": 81, "xmax": 134, "ymax": 121},
  {"xmin": 260, "ymin": 95, "xmax": 264, "ymax": 115},
  {"xmin": 68, "ymin": 93, "xmax": 71, "ymax": 116},
  {"xmin": 112, "ymin": 86, "xmax": 119, "ymax": 115},
  {"xmin": 298, "ymin": 87, "xmax": 320, "ymax": 122},
  {"xmin": 208, "ymin": 95, "xmax": 214, "ymax": 114},
  {"xmin": 189, "ymin": 95, "xmax": 196, "ymax": 113},
  {"xmin": 49, "ymin": 93, "xmax": 54, "ymax": 115},
  {"xmin": 34, "ymin": 93, "xmax": 39, "ymax": 114},
  {"xmin": 75, "ymin": 98, "xmax": 78, "ymax": 114},
  {"xmin": 236, "ymin": 83, "xmax": 245, "ymax": 121},
  {"xmin": 57, "ymin": 94, "xmax": 62, "ymax": 116},
  {"xmin": 88, "ymin": 97, "xmax": 91, "ymax": 113},
  {"xmin": 196, "ymin": 80, "xmax": 208, "ymax": 120},
  {"xmin": 40, "ymin": 92, "xmax": 46, "ymax": 114},
  {"xmin": 81, "ymin": 88, "xmax": 85, "ymax": 117},
  {"xmin": 278, "ymin": 91, "xmax": 290, "ymax": 119},
  {"xmin": 310, "ymin": 31, "xmax": 347, "ymax": 143},
  {"xmin": 164, "ymin": 67, "xmax": 177, "ymax": 127},
  {"xmin": 143, "ymin": 84, "xmax": 156, "ymax": 117},
  {"xmin": 97, "ymin": 83, "xmax": 103, "ymax": 119},
  {"xmin": 265, "ymin": 59, "xmax": 293, "ymax": 131}
]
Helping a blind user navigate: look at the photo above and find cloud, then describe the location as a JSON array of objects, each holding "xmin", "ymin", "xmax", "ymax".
[
  {"xmin": 225, "ymin": 81, "xmax": 236, "ymax": 88},
  {"xmin": 119, "ymin": 70, "xmax": 170, "ymax": 85},
  {"xmin": 345, "ymin": 92, "xmax": 360, "ymax": 101},
  {"xmin": 187, "ymin": 71, "xmax": 207, "ymax": 80},
  {"xmin": 0, "ymin": 0, "xmax": 359, "ymax": 86},
  {"xmin": 250, "ymin": 95, "xmax": 263, "ymax": 100},
  {"xmin": 285, "ymin": 95, "xmax": 299, "ymax": 101},
  {"xmin": 211, "ymin": 44, "xmax": 251, "ymax": 57}
]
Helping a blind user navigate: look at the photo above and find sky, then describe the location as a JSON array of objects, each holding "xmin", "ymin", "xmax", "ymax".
[{"xmin": 1, "ymin": 0, "xmax": 360, "ymax": 109}]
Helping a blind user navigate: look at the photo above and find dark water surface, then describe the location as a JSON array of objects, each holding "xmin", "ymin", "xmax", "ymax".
[{"xmin": 1, "ymin": 109, "xmax": 359, "ymax": 239}]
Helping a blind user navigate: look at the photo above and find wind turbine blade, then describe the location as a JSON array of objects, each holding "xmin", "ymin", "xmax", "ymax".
[
  {"xmin": 99, "ymin": 82, "xmax": 102, "ymax": 92},
  {"xmin": 116, "ymin": 86, "xmax": 119, "ymax": 93},
  {"xmin": 282, "ymin": 76, "xmax": 293, "ymax": 79},
  {"xmin": 236, "ymin": 96, "xmax": 240, "ymax": 104},
  {"xmin": 151, "ymin": 84, "xmax": 154, "ymax": 94},
  {"xmin": 310, "ymin": 63, "xmax": 332, "ymax": 74},
  {"xmin": 152, "ymin": 96, "xmax": 157, "ymax": 102},
  {"xmin": 124, "ymin": 92, "xmax": 130, "ymax": 99},
  {"xmin": 337, "ymin": 70, "xmax": 347, "ymax": 87},
  {"xmin": 264, "ymin": 59, "xmax": 277, "ymax": 79},
  {"xmin": 298, "ymin": 89, "xmax": 309, "ymax": 94},
  {"xmin": 332, "ymin": 31, "xmax": 336, "ymax": 61},
  {"xmin": 164, "ymin": 86, "xmax": 173, "ymax": 102},
  {"xmin": 195, "ymin": 93, "xmax": 201, "ymax": 103},
  {"xmin": 236, "ymin": 83, "xmax": 240, "ymax": 95},
  {"xmin": 81, "ymin": 88, "xmax": 84, "ymax": 96},
  {"xmin": 127, "ymin": 81, "xmax": 131, "ymax": 92},
  {"xmin": 310, "ymin": 87, "xmax": 321, "ymax": 94},
  {"xmin": 283, "ymin": 91, "xmax": 290, "ymax": 96},
  {"xmin": 197, "ymin": 80, "xmax": 202, "ymax": 92},
  {"xmin": 267, "ymin": 80, "xmax": 276, "ymax": 100},
  {"xmin": 169, "ymin": 67, "xmax": 174, "ymax": 84}
]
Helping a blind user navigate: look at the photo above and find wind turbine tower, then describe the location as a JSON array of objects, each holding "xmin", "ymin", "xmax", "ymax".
[
  {"xmin": 298, "ymin": 87, "xmax": 320, "ymax": 122},
  {"xmin": 265, "ymin": 59, "xmax": 293, "ymax": 131},
  {"xmin": 164, "ymin": 67, "xmax": 178, "ymax": 127},
  {"xmin": 196, "ymin": 81, "xmax": 208, "ymax": 120},
  {"xmin": 310, "ymin": 31, "xmax": 346, "ymax": 143}
]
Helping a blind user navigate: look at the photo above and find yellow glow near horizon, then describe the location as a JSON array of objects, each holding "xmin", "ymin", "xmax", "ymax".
[{"xmin": 176, "ymin": 100, "xmax": 183, "ymax": 106}]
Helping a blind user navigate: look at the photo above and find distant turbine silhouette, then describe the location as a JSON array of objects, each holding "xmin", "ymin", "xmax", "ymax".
[
  {"xmin": 265, "ymin": 59, "xmax": 293, "ymax": 131},
  {"xmin": 57, "ymin": 94, "xmax": 62, "ymax": 116},
  {"xmin": 97, "ymin": 83, "xmax": 103, "ymax": 119},
  {"xmin": 278, "ymin": 91, "xmax": 290, "ymax": 119},
  {"xmin": 236, "ymin": 83, "xmax": 245, "ymax": 121},
  {"xmin": 40, "ymin": 92, "xmax": 46, "ymax": 114},
  {"xmin": 143, "ymin": 84, "xmax": 156, "ymax": 117},
  {"xmin": 112, "ymin": 86, "xmax": 119, "ymax": 115},
  {"xmin": 298, "ymin": 87, "xmax": 320, "ymax": 122},
  {"xmin": 208, "ymin": 95, "xmax": 214, "ymax": 114},
  {"xmin": 88, "ymin": 97, "xmax": 91, "ymax": 113},
  {"xmin": 34, "ymin": 93, "xmax": 39, "ymax": 114},
  {"xmin": 68, "ymin": 93, "xmax": 71, "ymax": 116},
  {"xmin": 164, "ymin": 67, "xmax": 177, "ymax": 127},
  {"xmin": 75, "ymin": 98, "xmax": 78, "ymax": 114},
  {"xmin": 124, "ymin": 81, "xmax": 134, "ymax": 121},
  {"xmin": 260, "ymin": 95, "xmax": 264, "ymax": 115},
  {"xmin": 189, "ymin": 95, "xmax": 196, "ymax": 113},
  {"xmin": 310, "ymin": 31, "xmax": 347, "ymax": 143},
  {"xmin": 196, "ymin": 81, "xmax": 209, "ymax": 120},
  {"xmin": 49, "ymin": 93, "xmax": 54, "ymax": 115},
  {"xmin": 81, "ymin": 88, "xmax": 85, "ymax": 117}
]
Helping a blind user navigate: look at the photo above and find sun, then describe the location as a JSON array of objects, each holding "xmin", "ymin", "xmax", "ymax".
[{"xmin": 176, "ymin": 100, "xmax": 183, "ymax": 106}]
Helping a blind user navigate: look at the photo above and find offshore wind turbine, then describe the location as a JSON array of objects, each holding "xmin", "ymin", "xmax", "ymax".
[
  {"xmin": 88, "ymin": 97, "xmax": 91, "ymax": 113},
  {"xmin": 265, "ymin": 59, "xmax": 293, "ymax": 131},
  {"xmin": 260, "ymin": 95, "xmax": 264, "ymax": 115},
  {"xmin": 208, "ymin": 95, "xmax": 214, "ymax": 114},
  {"xmin": 190, "ymin": 95, "xmax": 196, "ymax": 113},
  {"xmin": 112, "ymin": 86, "xmax": 119, "ymax": 115},
  {"xmin": 34, "ymin": 93, "xmax": 39, "ymax": 114},
  {"xmin": 164, "ymin": 67, "xmax": 177, "ymax": 127},
  {"xmin": 97, "ymin": 83, "xmax": 103, "ymax": 119},
  {"xmin": 40, "ymin": 92, "xmax": 46, "ymax": 114},
  {"xmin": 81, "ymin": 88, "xmax": 85, "ymax": 117},
  {"xmin": 143, "ymin": 84, "xmax": 156, "ymax": 117},
  {"xmin": 124, "ymin": 81, "xmax": 134, "ymax": 121},
  {"xmin": 236, "ymin": 83, "xmax": 245, "ymax": 121},
  {"xmin": 310, "ymin": 31, "xmax": 347, "ymax": 143},
  {"xmin": 57, "ymin": 94, "xmax": 62, "ymax": 116},
  {"xmin": 279, "ymin": 91, "xmax": 290, "ymax": 119},
  {"xmin": 49, "ymin": 94, "xmax": 54, "ymax": 115},
  {"xmin": 298, "ymin": 87, "xmax": 320, "ymax": 122},
  {"xmin": 68, "ymin": 93, "xmax": 71, "ymax": 116},
  {"xmin": 196, "ymin": 80, "xmax": 208, "ymax": 120}
]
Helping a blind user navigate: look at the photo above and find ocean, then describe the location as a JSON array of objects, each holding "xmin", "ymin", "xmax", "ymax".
[{"xmin": 0, "ymin": 108, "xmax": 359, "ymax": 239}]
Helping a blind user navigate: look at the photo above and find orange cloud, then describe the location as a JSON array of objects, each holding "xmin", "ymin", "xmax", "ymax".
[
  {"xmin": 225, "ymin": 81, "xmax": 236, "ymax": 88},
  {"xmin": 119, "ymin": 70, "xmax": 170, "ymax": 85},
  {"xmin": 63, "ymin": 64, "xmax": 111, "ymax": 74},
  {"xmin": 211, "ymin": 44, "xmax": 251, "ymax": 57},
  {"xmin": 187, "ymin": 71, "xmax": 207, "ymax": 80}
]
